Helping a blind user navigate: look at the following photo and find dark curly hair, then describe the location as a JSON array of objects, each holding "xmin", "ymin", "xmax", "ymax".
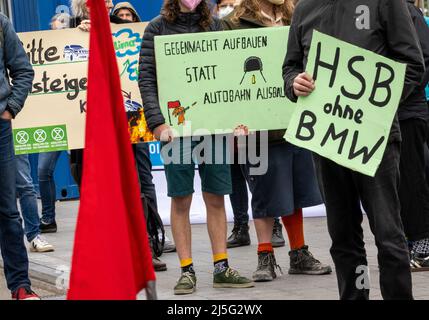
[{"xmin": 161, "ymin": 0, "xmax": 213, "ymax": 31}]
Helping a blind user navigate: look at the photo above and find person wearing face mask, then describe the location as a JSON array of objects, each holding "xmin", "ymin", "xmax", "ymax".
[
  {"xmin": 215, "ymin": 0, "xmax": 240, "ymax": 19},
  {"xmin": 139, "ymin": 0, "xmax": 253, "ymax": 296},
  {"xmin": 222, "ymin": 0, "xmax": 331, "ymax": 283}
]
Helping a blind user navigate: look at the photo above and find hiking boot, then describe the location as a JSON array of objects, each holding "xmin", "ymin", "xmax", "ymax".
[
  {"xmin": 252, "ymin": 251, "xmax": 282, "ymax": 282},
  {"xmin": 227, "ymin": 224, "xmax": 250, "ymax": 248},
  {"xmin": 152, "ymin": 256, "xmax": 167, "ymax": 272},
  {"xmin": 289, "ymin": 245, "xmax": 332, "ymax": 275},
  {"xmin": 39, "ymin": 219, "xmax": 57, "ymax": 234},
  {"xmin": 213, "ymin": 267, "xmax": 254, "ymax": 288},
  {"xmin": 174, "ymin": 272, "xmax": 197, "ymax": 295},
  {"xmin": 411, "ymin": 253, "xmax": 429, "ymax": 272},
  {"xmin": 271, "ymin": 220, "xmax": 285, "ymax": 248},
  {"xmin": 30, "ymin": 235, "xmax": 54, "ymax": 253}
]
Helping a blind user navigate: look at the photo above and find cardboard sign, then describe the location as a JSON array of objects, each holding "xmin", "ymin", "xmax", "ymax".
[
  {"xmin": 13, "ymin": 22, "xmax": 154, "ymax": 155},
  {"xmin": 155, "ymin": 27, "xmax": 295, "ymax": 136},
  {"xmin": 286, "ymin": 31, "xmax": 406, "ymax": 177}
]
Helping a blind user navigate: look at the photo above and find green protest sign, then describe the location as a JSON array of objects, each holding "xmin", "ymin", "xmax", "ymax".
[
  {"xmin": 155, "ymin": 27, "xmax": 294, "ymax": 136},
  {"xmin": 13, "ymin": 124, "xmax": 69, "ymax": 155},
  {"xmin": 285, "ymin": 31, "xmax": 406, "ymax": 177}
]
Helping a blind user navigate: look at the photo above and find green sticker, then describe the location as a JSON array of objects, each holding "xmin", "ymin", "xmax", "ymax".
[{"xmin": 13, "ymin": 125, "xmax": 69, "ymax": 155}]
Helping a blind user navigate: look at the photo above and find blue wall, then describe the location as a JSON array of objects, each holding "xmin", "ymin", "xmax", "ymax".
[{"xmin": 12, "ymin": 0, "xmax": 166, "ymax": 32}]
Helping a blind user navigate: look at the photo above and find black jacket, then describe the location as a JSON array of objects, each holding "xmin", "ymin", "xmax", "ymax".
[
  {"xmin": 138, "ymin": 14, "xmax": 222, "ymax": 131},
  {"xmin": 283, "ymin": 0, "xmax": 425, "ymax": 142},
  {"xmin": 403, "ymin": 0, "xmax": 429, "ymax": 120}
]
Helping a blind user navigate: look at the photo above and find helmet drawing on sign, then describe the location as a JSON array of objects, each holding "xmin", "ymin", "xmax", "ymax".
[{"xmin": 240, "ymin": 56, "xmax": 267, "ymax": 85}]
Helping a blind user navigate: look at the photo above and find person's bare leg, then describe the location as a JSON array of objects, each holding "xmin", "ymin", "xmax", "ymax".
[
  {"xmin": 203, "ymin": 192, "xmax": 227, "ymax": 255},
  {"xmin": 254, "ymin": 218, "xmax": 275, "ymax": 244},
  {"xmin": 171, "ymin": 195, "xmax": 193, "ymax": 261}
]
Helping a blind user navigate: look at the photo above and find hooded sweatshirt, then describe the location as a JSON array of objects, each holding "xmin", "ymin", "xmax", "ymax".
[
  {"xmin": 112, "ymin": 2, "xmax": 142, "ymax": 23},
  {"xmin": 283, "ymin": 0, "xmax": 425, "ymax": 142}
]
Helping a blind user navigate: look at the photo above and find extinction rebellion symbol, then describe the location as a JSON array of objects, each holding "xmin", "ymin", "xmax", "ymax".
[
  {"xmin": 16, "ymin": 131, "xmax": 29, "ymax": 145},
  {"xmin": 34, "ymin": 129, "xmax": 47, "ymax": 143},
  {"xmin": 51, "ymin": 127, "xmax": 65, "ymax": 141}
]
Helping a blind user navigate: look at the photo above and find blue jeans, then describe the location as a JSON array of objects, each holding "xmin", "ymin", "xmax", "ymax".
[
  {"xmin": 38, "ymin": 151, "xmax": 61, "ymax": 224},
  {"xmin": 0, "ymin": 119, "xmax": 31, "ymax": 291},
  {"xmin": 16, "ymin": 154, "xmax": 40, "ymax": 242}
]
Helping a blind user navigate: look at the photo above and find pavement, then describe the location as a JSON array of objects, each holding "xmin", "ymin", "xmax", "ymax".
[{"xmin": 0, "ymin": 199, "xmax": 428, "ymax": 300}]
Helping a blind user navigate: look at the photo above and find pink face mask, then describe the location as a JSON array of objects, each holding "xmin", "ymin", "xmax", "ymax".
[{"xmin": 180, "ymin": 0, "xmax": 203, "ymax": 11}]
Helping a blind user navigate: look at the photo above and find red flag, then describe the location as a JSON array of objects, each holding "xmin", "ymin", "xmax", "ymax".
[{"xmin": 67, "ymin": 0, "xmax": 155, "ymax": 300}]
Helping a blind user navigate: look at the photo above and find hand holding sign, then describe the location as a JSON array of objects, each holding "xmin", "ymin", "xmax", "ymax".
[{"xmin": 293, "ymin": 72, "xmax": 315, "ymax": 97}]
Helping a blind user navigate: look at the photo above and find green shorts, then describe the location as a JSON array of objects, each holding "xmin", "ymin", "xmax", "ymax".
[{"xmin": 162, "ymin": 137, "xmax": 232, "ymax": 198}]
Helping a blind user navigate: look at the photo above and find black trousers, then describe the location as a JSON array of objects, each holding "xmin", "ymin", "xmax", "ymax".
[
  {"xmin": 399, "ymin": 118, "xmax": 429, "ymax": 241},
  {"xmin": 314, "ymin": 142, "xmax": 413, "ymax": 300}
]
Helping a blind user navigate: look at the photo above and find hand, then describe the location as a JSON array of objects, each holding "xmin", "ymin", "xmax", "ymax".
[
  {"xmin": 233, "ymin": 124, "xmax": 249, "ymax": 136},
  {"xmin": 293, "ymin": 72, "xmax": 315, "ymax": 97},
  {"xmin": 0, "ymin": 110, "xmax": 13, "ymax": 120},
  {"xmin": 78, "ymin": 20, "xmax": 91, "ymax": 32},
  {"xmin": 153, "ymin": 124, "xmax": 174, "ymax": 142}
]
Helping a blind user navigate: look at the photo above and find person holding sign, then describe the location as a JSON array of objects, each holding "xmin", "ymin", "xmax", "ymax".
[
  {"xmin": 222, "ymin": 0, "xmax": 331, "ymax": 282},
  {"xmin": 283, "ymin": 0, "xmax": 425, "ymax": 300},
  {"xmin": 139, "ymin": 0, "xmax": 253, "ymax": 295}
]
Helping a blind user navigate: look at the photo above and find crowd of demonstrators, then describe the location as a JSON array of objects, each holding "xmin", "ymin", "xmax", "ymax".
[
  {"xmin": 3, "ymin": 0, "xmax": 429, "ymax": 301},
  {"xmin": 0, "ymin": 12, "xmax": 40, "ymax": 300},
  {"xmin": 283, "ymin": 0, "xmax": 425, "ymax": 300},
  {"xmin": 139, "ymin": 0, "xmax": 254, "ymax": 295},
  {"xmin": 222, "ymin": 0, "xmax": 331, "ymax": 282},
  {"xmin": 402, "ymin": 0, "xmax": 429, "ymax": 271}
]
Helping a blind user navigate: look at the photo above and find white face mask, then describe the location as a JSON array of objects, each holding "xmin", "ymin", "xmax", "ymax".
[
  {"xmin": 267, "ymin": 0, "xmax": 285, "ymax": 5},
  {"xmin": 218, "ymin": 6, "xmax": 234, "ymax": 19}
]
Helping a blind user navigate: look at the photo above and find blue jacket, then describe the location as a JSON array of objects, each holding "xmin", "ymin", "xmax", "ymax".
[{"xmin": 0, "ymin": 14, "xmax": 34, "ymax": 117}]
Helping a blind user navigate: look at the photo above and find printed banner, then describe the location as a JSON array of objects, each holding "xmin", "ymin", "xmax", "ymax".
[
  {"xmin": 285, "ymin": 31, "xmax": 406, "ymax": 177},
  {"xmin": 155, "ymin": 27, "xmax": 295, "ymax": 136},
  {"xmin": 13, "ymin": 22, "xmax": 154, "ymax": 155}
]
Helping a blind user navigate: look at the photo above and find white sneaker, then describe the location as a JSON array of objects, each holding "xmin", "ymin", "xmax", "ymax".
[{"xmin": 30, "ymin": 235, "xmax": 54, "ymax": 253}]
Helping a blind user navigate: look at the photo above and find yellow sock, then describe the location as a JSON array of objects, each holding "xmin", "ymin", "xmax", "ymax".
[
  {"xmin": 180, "ymin": 258, "xmax": 193, "ymax": 268},
  {"xmin": 213, "ymin": 253, "xmax": 228, "ymax": 263}
]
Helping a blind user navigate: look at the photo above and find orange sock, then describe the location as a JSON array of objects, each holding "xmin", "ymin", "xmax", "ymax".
[
  {"xmin": 258, "ymin": 242, "xmax": 273, "ymax": 253},
  {"xmin": 282, "ymin": 209, "xmax": 305, "ymax": 250}
]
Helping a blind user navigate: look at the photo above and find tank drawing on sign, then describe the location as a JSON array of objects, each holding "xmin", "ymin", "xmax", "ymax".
[{"xmin": 240, "ymin": 56, "xmax": 267, "ymax": 85}]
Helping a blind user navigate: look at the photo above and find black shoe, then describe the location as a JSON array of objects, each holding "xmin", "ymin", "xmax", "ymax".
[
  {"xmin": 152, "ymin": 256, "xmax": 167, "ymax": 272},
  {"xmin": 227, "ymin": 224, "xmax": 250, "ymax": 248},
  {"xmin": 289, "ymin": 245, "xmax": 332, "ymax": 275},
  {"xmin": 39, "ymin": 220, "xmax": 57, "ymax": 233},
  {"xmin": 252, "ymin": 251, "xmax": 282, "ymax": 282},
  {"xmin": 411, "ymin": 253, "xmax": 429, "ymax": 272},
  {"xmin": 271, "ymin": 220, "xmax": 285, "ymax": 248}
]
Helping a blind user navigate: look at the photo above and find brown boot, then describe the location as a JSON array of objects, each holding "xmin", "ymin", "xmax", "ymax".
[{"xmin": 153, "ymin": 256, "xmax": 167, "ymax": 272}]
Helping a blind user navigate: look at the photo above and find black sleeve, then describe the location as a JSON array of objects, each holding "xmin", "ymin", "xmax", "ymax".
[
  {"xmin": 138, "ymin": 19, "xmax": 166, "ymax": 132},
  {"xmin": 282, "ymin": 10, "xmax": 303, "ymax": 103},
  {"xmin": 409, "ymin": 5, "xmax": 429, "ymax": 90},
  {"xmin": 380, "ymin": 0, "xmax": 425, "ymax": 103}
]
